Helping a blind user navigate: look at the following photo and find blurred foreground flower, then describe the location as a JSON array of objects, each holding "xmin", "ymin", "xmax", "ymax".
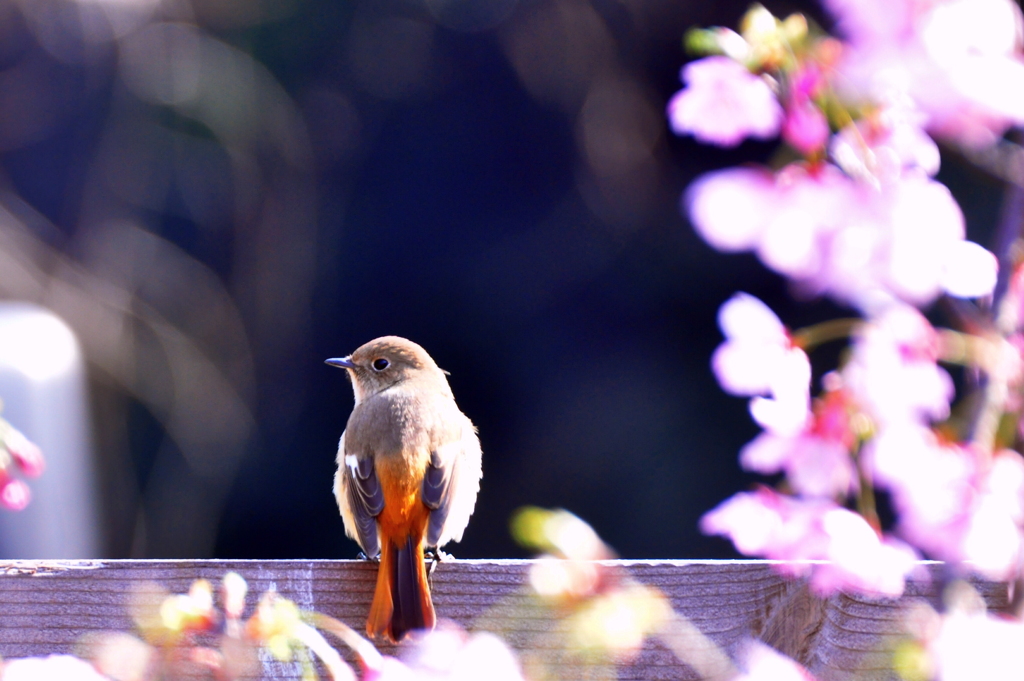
[
  {"xmin": 897, "ymin": 581, "xmax": 1024, "ymax": 681},
  {"xmin": 70, "ymin": 570, "xmax": 527, "ymax": 681},
  {"xmin": 824, "ymin": 0, "xmax": 1024, "ymax": 148},
  {"xmin": 698, "ymin": 288, "xmax": 1024, "ymax": 592},
  {"xmin": 686, "ymin": 165, "xmax": 993, "ymax": 310},
  {"xmin": 0, "ymin": 412, "xmax": 44, "ymax": 511},
  {"xmin": 511, "ymin": 507, "xmax": 739, "ymax": 679},
  {"xmin": 867, "ymin": 431, "xmax": 1024, "ymax": 581},
  {"xmin": 673, "ymin": 1, "xmax": 1024, "ymax": 600},
  {"xmin": 667, "ymin": 56, "xmax": 783, "ymax": 146},
  {"xmin": 735, "ymin": 641, "xmax": 818, "ymax": 681},
  {"xmin": 1, "ymin": 655, "xmax": 110, "ymax": 681},
  {"xmin": 701, "ymin": 487, "xmax": 917, "ymax": 596},
  {"xmin": 80, "ymin": 572, "xmax": 355, "ymax": 681},
  {"xmin": 384, "ymin": 623, "xmax": 525, "ymax": 681},
  {"xmin": 676, "ymin": 4, "xmax": 1000, "ymax": 312}
]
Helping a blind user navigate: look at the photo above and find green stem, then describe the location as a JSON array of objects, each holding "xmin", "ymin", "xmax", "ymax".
[
  {"xmin": 790, "ymin": 318, "xmax": 862, "ymax": 350},
  {"xmin": 851, "ymin": 442, "xmax": 880, "ymax": 533}
]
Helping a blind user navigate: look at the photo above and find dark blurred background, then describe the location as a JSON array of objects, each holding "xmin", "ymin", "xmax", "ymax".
[{"xmin": 0, "ymin": 0, "xmax": 1005, "ymax": 560}]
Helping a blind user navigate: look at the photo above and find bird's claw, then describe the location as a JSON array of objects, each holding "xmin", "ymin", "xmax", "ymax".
[
  {"xmin": 357, "ymin": 551, "xmax": 380, "ymax": 563},
  {"xmin": 424, "ymin": 547, "xmax": 451, "ymax": 562},
  {"xmin": 425, "ymin": 548, "xmax": 451, "ymax": 578}
]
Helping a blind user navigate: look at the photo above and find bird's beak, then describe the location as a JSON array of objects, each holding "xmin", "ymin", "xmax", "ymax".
[{"xmin": 325, "ymin": 357, "xmax": 357, "ymax": 370}]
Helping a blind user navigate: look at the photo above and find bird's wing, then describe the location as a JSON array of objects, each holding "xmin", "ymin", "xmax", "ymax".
[
  {"xmin": 335, "ymin": 430, "xmax": 384, "ymax": 557},
  {"xmin": 422, "ymin": 418, "xmax": 482, "ymax": 548}
]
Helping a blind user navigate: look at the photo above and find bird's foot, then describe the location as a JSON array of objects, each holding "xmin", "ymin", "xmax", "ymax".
[
  {"xmin": 357, "ymin": 551, "xmax": 380, "ymax": 563},
  {"xmin": 424, "ymin": 547, "xmax": 451, "ymax": 562},
  {"xmin": 425, "ymin": 548, "xmax": 451, "ymax": 577}
]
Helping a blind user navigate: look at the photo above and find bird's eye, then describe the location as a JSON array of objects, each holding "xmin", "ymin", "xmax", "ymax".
[{"xmin": 371, "ymin": 358, "xmax": 390, "ymax": 372}]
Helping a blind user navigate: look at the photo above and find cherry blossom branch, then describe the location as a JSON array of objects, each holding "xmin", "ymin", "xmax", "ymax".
[
  {"xmin": 966, "ymin": 156, "xmax": 1024, "ymax": 454},
  {"xmin": 959, "ymin": 138, "xmax": 1024, "ymax": 190},
  {"xmin": 790, "ymin": 318, "xmax": 862, "ymax": 351}
]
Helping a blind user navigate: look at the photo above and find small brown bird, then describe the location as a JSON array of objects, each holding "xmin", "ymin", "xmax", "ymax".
[{"xmin": 326, "ymin": 336, "xmax": 482, "ymax": 642}]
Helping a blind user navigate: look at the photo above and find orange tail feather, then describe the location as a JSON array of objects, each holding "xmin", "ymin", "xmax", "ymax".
[{"xmin": 367, "ymin": 535, "xmax": 435, "ymax": 642}]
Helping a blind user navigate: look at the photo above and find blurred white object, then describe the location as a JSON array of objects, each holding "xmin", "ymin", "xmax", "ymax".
[{"xmin": 0, "ymin": 303, "xmax": 99, "ymax": 558}]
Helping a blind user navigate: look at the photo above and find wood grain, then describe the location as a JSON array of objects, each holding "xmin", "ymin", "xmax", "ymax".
[{"xmin": 0, "ymin": 560, "xmax": 1007, "ymax": 680}]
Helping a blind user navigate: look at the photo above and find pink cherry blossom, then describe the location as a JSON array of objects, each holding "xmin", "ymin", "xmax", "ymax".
[
  {"xmin": 927, "ymin": 607, "xmax": 1024, "ymax": 681},
  {"xmin": 711, "ymin": 293, "xmax": 813, "ymax": 436},
  {"xmin": 701, "ymin": 487, "xmax": 917, "ymax": 596},
  {"xmin": 841, "ymin": 304, "xmax": 953, "ymax": 428},
  {"xmin": 753, "ymin": 165, "xmax": 853, "ymax": 283},
  {"xmin": 687, "ymin": 163, "xmax": 856, "ymax": 282},
  {"xmin": 741, "ymin": 432, "xmax": 853, "ymax": 498},
  {"xmin": 880, "ymin": 173, "xmax": 973, "ymax": 304},
  {"xmin": 685, "ymin": 166, "xmax": 778, "ymax": 252},
  {"xmin": 866, "ymin": 426, "xmax": 1024, "ymax": 580},
  {"xmin": 747, "ymin": 346, "xmax": 812, "ymax": 437},
  {"xmin": 824, "ymin": 0, "xmax": 1024, "ymax": 147},
  {"xmin": 711, "ymin": 292, "xmax": 794, "ymax": 396},
  {"xmin": 734, "ymin": 641, "xmax": 817, "ymax": 681},
  {"xmin": 798, "ymin": 170, "xmax": 977, "ymax": 307},
  {"xmin": 1, "ymin": 655, "xmax": 110, "ymax": 681},
  {"xmin": 687, "ymin": 159, "xmax": 996, "ymax": 310},
  {"xmin": 4, "ymin": 428, "xmax": 44, "ymax": 478},
  {"xmin": 940, "ymin": 240, "xmax": 998, "ymax": 299},
  {"xmin": 829, "ymin": 101, "xmax": 940, "ymax": 186},
  {"xmin": 667, "ymin": 56, "xmax": 783, "ymax": 147},
  {"xmin": 0, "ymin": 476, "xmax": 30, "ymax": 511},
  {"xmin": 812, "ymin": 508, "xmax": 919, "ymax": 596},
  {"xmin": 700, "ymin": 487, "xmax": 820, "ymax": 558},
  {"xmin": 396, "ymin": 624, "xmax": 526, "ymax": 681},
  {"xmin": 782, "ymin": 93, "xmax": 830, "ymax": 156}
]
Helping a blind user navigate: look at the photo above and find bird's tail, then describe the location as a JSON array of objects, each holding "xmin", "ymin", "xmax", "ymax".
[{"xmin": 367, "ymin": 534, "xmax": 435, "ymax": 642}]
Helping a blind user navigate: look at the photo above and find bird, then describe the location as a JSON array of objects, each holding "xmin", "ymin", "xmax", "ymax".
[{"xmin": 326, "ymin": 336, "xmax": 482, "ymax": 642}]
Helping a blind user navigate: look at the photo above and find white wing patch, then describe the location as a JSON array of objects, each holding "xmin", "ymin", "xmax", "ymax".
[
  {"xmin": 334, "ymin": 431, "xmax": 360, "ymax": 544},
  {"xmin": 434, "ymin": 421, "xmax": 483, "ymax": 547}
]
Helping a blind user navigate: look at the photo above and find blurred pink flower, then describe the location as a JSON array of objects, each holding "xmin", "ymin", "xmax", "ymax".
[
  {"xmin": 782, "ymin": 93, "xmax": 830, "ymax": 156},
  {"xmin": 667, "ymin": 56, "xmax": 783, "ymax": 147},
  {"xmin": 221, "ymin": 571, "xmax": 248, "ymax": 621},
  {"xmin": 812, "ymin": 508, "xmax": 919, "ymax": 596},
  {"xmin": 5, "ymin": 428, "xmax": 44, "ymax": 478},
  {"xmin": 711, "ymin": 292, "xmax": 796, "ymax": 396},
  {"xmin": 2, "ymin": 655, "xmax": 110, "ymax": 681},
  {"xmin": 685, "ymin": 166, "xmax": 778, "ymax": 252},
  {"xmin": 866, "ymin": 426, "xmax": 1024, "ymax": 580},
  {"xmin": 746, "ymin": 343, "xmax": 811, "ymax": 437},
  {"xmin": 0, "ymin": 475, "xmax": 30, "ymax": 511},
  {"xmin": 741, "ymin": 387, "xmax": 858, "ymax": 498},
  {"xmin": 877, "ymin": 174, "xmax": 992, "ymax": 304},
  {"xmin": 687, "ymin": 162, "xmax": 994, "ymax": 309},
  {"xmin": 805, "ymin": 171, "xmax": 986, "ymax": 307},
  {"xmin": 842, "ymin": 304, "xmax": 953, "ymax": 428},
  {"xmin": 687, "ymin": 163, "xmax": 853, "ymax": 282},
  {"xmin": 714, "ymin": 293, "xmax": 858, "ymax": 497},
  {"xmin": 940, "ymin": 241, "xmax": 998, "ymax": 299},
  {"xmin": 753, "ymin": 165, "xmax": 852, "ymax": 283},
  {"xmin": 830, "ymin": 101, "xmax": 940, "ymax": 185},
  {"xmin": 701, "ymin": 488, "xmax": 917, "ymax": 596},
  {"xmin": 711, "ymin": 293, "xmax": 812, "ymax": 436},
  {"xmin": 927, "ymin": 608, "xmax": 1024, "ymax": 681},
  {"xmin": 741, "ymin": 432, "xmax": 854, "ymax": 498},
  {"xmin": 369, "ymin": 623, "xmax": 525, "ymax": 681},
  {"xmin": 824, "ymin": 0, "xmax": 1024, "ymax": 147},
  {"xmin": 735, "ymin": 641, "xmax": 817, "ymax": 681}
]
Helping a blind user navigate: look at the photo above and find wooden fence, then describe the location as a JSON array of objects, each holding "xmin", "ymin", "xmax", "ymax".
[{"xmin": 0, "ymin": 559, "xmax": 1007, "ymax": 680}]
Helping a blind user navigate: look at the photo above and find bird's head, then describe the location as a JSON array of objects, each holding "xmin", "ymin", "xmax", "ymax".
[{"xmin": 326, "ymin": 336, "xmax": 451, "ymax": 403}]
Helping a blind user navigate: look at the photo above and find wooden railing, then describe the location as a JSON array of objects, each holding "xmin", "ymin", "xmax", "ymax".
[{"xmin": 0, "ymin": 559, "xmax": 1007, "ymax": 680}]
